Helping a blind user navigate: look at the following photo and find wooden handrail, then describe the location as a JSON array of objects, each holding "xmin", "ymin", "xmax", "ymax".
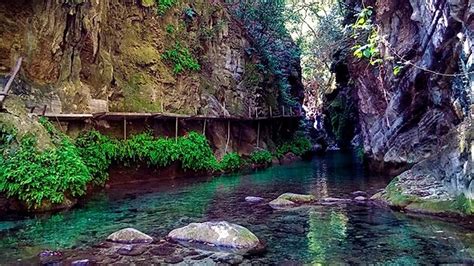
[{"xmin": 0, "ymin": 57, "xmax": 23, "ymax": 105}]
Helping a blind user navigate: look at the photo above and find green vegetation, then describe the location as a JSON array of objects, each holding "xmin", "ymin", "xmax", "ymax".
[
  {"xmin": 219, "ymin": 153, "xmax": 243, "ymax": 172},
  {"xmin": 162, "ymin": 42, "xmax": 201, "ymax": 74},
  {"xmin": 351, "ymin": 7, "xmax": 382, "ymax": 66},
  {"xmin": 155, "ymin": 0, "xmax": 178, "ymax": 15},
  {"xmin": 1, "ymin": 117, "xmax": 314, "ymax": 209},
  {"xmin": 248, "ymin": 150, "xmax": 273, "ymax": 165},
  {"xmin": 0, "ymin": 132, "xmax": 90, "ymax": 208},
  {"xmin": 276, "ymin": 136, "xmax": 312, "ymax": 158}
]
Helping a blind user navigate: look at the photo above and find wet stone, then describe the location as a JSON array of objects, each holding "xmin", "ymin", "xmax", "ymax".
[
  {"xmin": 354, "ymin": 196, "xmax": 367, "ymax": 201},
  {"xmin": 245, "ymin": 196, "xmax": 265, "ymax": 203},
  {"xmin": 191, "ymin": 253, "xmax": 211, "ymax": 260},
  {"xmin": 149, "ymin": 244, "xmax": 176, "ymax": 256},
  {"xmin": 71, "ymin": 259, "xmax": 90, "ymax": 266},
  {"xmin": 117, "ymin": 245, "xmax": 149, "ymax": 256},
  {"xmin": 211, "ymin": 253, "xmax": 244, "ymax": 265},
  {"xmin": 107, "ymin": 228, "xmax": 153, "ymax": 244},
  {"xmin": 164, "ymin": 255, "xmax": 184, "ymax": 264},
  {"xmin": 92, "ymin": 242, "xmax": 113, "ymax": 249},
  {"xmin": 352, "ymin": 191, "xmax": 368, "ymax": 197}
]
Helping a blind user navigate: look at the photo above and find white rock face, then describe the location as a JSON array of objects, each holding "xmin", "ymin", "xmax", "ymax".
[
  {"xmin": 167, "ymin": 221, "xmax": 260, "ymax": 251},
  {"xmin": 106, "ymin": 228, "xmax": 153, "ymax": 244}
]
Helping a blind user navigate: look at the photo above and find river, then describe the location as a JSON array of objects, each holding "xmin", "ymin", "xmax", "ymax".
[{"xmin": 0, "ymin": 151, "xmax": 473, "ymax": 264}]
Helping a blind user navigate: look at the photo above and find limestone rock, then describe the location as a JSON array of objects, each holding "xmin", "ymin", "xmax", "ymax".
[
  {"xmin": 107, "ymin": 228, "xmax": 153, "ymax": 244},
  {"xmin": 167, "ymin": 221, "xmax": 260, "ymax": 251}
]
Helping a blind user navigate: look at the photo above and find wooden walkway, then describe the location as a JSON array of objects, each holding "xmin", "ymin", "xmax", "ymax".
[{"xmin": 41, "ymin": 111, "xmax": 304, "ymax": 121}]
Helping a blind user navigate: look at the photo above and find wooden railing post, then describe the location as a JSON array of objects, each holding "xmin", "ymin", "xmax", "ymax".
[{"xmin": 0, "ymin": 57, "xmax": 23, "ymax": 107}]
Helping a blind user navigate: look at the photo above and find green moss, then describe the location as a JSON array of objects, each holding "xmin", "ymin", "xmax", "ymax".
[
  {"xmin": 453, "ymin": 194, "xmax": 474, "ymax": 215},
  {"xmin": 141, "ymin": 0, "xmax": 155, "ymax": 7},
  {"xmin": 385, "ymin": 178, "xmax": 474, "ymax": 216},
  {"xmin": 121, "ymin": 73, "xmax": 163, "ymax": 112},
  {"xmin": 384, "ymin": 178, "xmax": 417, "ymax": 207}
]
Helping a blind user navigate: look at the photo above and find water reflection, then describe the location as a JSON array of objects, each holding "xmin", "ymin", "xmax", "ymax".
[{"xmin": 307, "ymin": 209, "xmax": 348, "ymax": 264}]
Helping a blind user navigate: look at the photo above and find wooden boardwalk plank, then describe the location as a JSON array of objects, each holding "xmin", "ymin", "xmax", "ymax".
[{"xmin": 42, "ymin": 112, "xmax": 304, "ymax": 122}]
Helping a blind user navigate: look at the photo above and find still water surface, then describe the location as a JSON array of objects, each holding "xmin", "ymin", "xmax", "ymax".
[{"xmin": 0, "ymin": 152, "xmax": 473, "ymax": 264}]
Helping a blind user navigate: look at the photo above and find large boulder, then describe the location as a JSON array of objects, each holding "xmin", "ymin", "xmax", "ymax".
[
  {"xmin": 167, "ymin": 221, "xmax": 260, "ymax": 251},
  {"xmin": 106, "ymin": 228, "xmax": 153, "ymax": 244}
]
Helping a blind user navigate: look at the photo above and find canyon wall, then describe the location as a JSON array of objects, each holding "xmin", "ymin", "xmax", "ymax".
[
  {"xmin": 0, "ymin": 0, "xmax": 303, "ymax": 155},
  {"xmin": 339, "ymin": 0, "xmax": 473, "ymax": 213}
]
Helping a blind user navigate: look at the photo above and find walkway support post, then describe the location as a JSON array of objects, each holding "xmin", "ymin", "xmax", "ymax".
[
  {"xmin": 0, "ymin": 57, "xmax": 23, "ymax": 108},
  {"xmin": 257, "ymin": 121, "xmax": 260, "ymax": 148},
  {"xmin": 202, "ymin": 119, "xmax": 207, "ymax": 136},
  {"xmin": 175, "ymin": 117, "xmax": 179, "ymax": 143},
  {"xmin": 225, "ymin": 120, "xmax": 231, "ymax": 154},
  {"xmin": 123, "ymin": 116, "xmax": 127, "ymax": 140}
]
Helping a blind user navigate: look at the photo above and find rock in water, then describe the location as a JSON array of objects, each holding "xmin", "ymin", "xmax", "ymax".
[
  {"xmin": 278, "ymin": 193, "xmax": 315, "ymax": 203},
  {"xmin": 269, "ymin": 198, "xmax": 296, "ymax": 209},
  {"xmin": 245, "ymin": 196, "xmax": 264, "ymax": 203},
  {"xmin": 268, "ymin": 193, "xmax": 315, "ymax": 209},
  {"xmin": 354, "ymin": 196, "xmax": 367, "ymax": 201},
  {"xmin": 167, "ymin": 221, "xmax": 260, "ymax": 251},
  {"xmin": 107, "ymin": 228, "xmax": 153, "ymax": 244}
]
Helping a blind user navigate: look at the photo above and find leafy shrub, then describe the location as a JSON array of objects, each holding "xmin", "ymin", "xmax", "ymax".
[
  {"xmin": 276, "ymin": 136, "xmax": 312, "ymax": 158},
  {"xmin": 177, "ymin": 132, "xmax": 218, "ymax": 171},
  {"xmin": 162, "ymin": 42, "xmax": 201, "ymax": 74},
  {"xmin": 219, "ymin": 152, "xmax": 243, "ymax": 172},
  {"xmin": 0, "ymin": 136, "xmax": 90, "ymax": 208},
  {"xmin": 75, "ymin": 131, "xmax": 119, "ymax": 186},
  {"xmin": 248, "ymin": 150, "xmax": 273, "ymax": 165},
  {"xmin": 156, "ymin": 0, "xmax": 177, "ymax": 15}
]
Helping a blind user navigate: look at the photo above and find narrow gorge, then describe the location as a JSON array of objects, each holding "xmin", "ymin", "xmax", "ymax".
[{"xmin": 0, "ymin": 0, "xmax": 472, "ymax": 264}]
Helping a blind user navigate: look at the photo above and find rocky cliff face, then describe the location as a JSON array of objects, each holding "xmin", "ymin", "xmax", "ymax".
[
  {"xmin": 0, "ymin": 0, "xmax": 302, "ymax": 117},
  {"xmin": 339, "ymin": 0, "xmax": 473, "ymax": 214}
]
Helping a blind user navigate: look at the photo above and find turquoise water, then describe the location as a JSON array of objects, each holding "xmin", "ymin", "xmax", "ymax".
[{"xmin": 0, "ymin": 152, "xmax": 473, "ymax": 264}]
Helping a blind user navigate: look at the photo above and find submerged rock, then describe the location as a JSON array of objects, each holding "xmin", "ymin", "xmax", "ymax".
[
  {"xmin": 269, "ymin": 193, "xmax": 315, "ymax": 209},
  {"xmin": 278, "ymin": 193, "xmax": 315, "ymax": 203},
  {"xmin": 245, "ymin": 196, "xmax": 264, "ymax": 203},
  {"xmin": 354, "ymin": 196, "xmax": 367, "ymax": 201},
  {"xmin": 117, "ymin": 244, "xmax": 149, "ymax": 256},
  {"xmin": 269, "ymin": 198, "xmax": 296, "ymax": 209},
  {"xmin": 107, "ymin": 228, "xmax": 153, "ymax": 244},
  {"xmin": 167, "ymin": 221, "xmax": 260, "ymax": 251}
]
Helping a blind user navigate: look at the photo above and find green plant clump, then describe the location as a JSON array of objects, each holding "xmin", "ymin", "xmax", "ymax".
[
  {"xmin": 219, "ymin": 152, "xmax": 243, "ymax": 172},
  {"xmin": 75, "ymin": 131, "xmax": 119, "ymax": 186},
  {"xmin": 155, "ymin": 0, "xmax": 178, "ymax": 15},
  {"xmin": 276, "ymin": 136, "xmax": 312, "ymax": 158},
  {"xmin": 0, "ymin": 136, "xmax": 90, "ymax": 208},
  {"xmin": 162, "ymin": 42, "xmax": 201, "ymax": 74},
  {"xmin": 249, "ymin": 150, "xmax": 273, "ymax": 165}
]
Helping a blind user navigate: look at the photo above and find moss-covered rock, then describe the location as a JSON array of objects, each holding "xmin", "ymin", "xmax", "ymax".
[{"xmin": 168, "ymin": 221, "xmax": 260, "ymax": 252}]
